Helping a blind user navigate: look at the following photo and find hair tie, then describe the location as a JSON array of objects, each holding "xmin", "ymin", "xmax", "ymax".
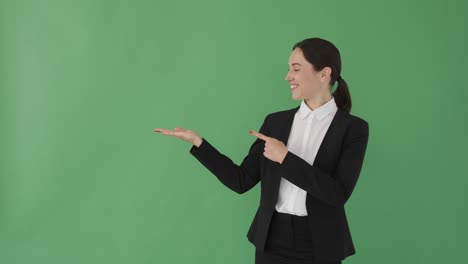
[{"xmin": 337, "ymin": 75, "xmax": 342, "ymax": 81}]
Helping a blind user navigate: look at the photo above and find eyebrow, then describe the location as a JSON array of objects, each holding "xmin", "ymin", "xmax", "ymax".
[{"xmin": 289, "ymin": 63, "xmax": 302, "ymax": 66}]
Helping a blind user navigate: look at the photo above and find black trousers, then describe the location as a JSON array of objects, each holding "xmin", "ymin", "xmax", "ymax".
[{"xmin": 255, "ymin": 209, "xmax": 342, "ymax": 264}]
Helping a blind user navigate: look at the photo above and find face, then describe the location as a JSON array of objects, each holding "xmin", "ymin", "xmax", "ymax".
[{"xmin": 285, "ymin": 48, "xmax": 331, "ymax": 100}]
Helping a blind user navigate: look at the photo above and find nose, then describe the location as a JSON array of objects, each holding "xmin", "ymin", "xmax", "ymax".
[{"xmin": 285, "ymin": 71, "xmax": 292, "ymax": 81}]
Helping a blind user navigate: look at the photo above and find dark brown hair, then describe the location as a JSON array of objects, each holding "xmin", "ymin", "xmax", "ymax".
[{"xmin": 293, "ymin": 37, "xmax": 352, "ymax": 113}]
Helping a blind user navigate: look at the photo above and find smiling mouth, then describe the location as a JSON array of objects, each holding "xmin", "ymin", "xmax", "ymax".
[{"xmin": 290, "ymin": 84, "xmax": 299, "ymax": 89}]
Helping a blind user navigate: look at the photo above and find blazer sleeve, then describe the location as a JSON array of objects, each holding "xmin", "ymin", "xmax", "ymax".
[
  {"xmin": 277, "ymin": 117, "xmax": 369, "ymax": 207},
  {"xmin": 188, "ymin": 114, "xmax": 270, "ymax": 194}
]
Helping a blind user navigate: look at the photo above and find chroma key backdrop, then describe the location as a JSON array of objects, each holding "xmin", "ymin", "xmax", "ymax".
[{"xmin": 1, "ymin": 0, "xmax": 467, "ymax": 263}]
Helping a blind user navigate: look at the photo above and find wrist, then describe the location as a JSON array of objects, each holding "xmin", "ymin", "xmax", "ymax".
[
  {"xmin": 280, "ymin": 150, "xmax": 289, "ymax": 164},
  {"xmin": 193, "ymin": 137, "xmax": 203, "ymax": 148}
]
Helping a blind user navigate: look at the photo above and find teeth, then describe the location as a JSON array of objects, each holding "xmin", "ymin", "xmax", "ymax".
[{"xmin": 290, "ymin": 84, "xmax": 298, "ymax": 89}]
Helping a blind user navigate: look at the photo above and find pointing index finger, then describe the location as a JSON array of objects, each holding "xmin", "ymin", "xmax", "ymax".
[{"xmin": 249, "ymin": 130, "xmax": 269, "ymax": 141}]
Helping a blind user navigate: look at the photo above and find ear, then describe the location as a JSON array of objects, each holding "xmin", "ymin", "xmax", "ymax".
[{"xmin": 320, "ymin": 66, "xmax": 332, "ymax": 81}]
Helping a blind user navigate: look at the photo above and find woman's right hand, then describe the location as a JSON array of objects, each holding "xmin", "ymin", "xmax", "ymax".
[{"xmin": 153, "ymin": 127, "xmax": 203, "ymax": 147}]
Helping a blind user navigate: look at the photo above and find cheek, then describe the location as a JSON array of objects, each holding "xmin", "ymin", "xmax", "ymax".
[
  {"xmin": 294, "ymin": 73, "xmax": 304, "ymax": 84},
  {"xmin": 304, "ymin": 75, "xmax": 319, "ymax": 87},
  {"xmin": 298, "ymin": 74, "xmax": 311, "ymax": 87},
  {"xmin": 299, "ymin": 76, "xmax": 318, "ymax": 93}
]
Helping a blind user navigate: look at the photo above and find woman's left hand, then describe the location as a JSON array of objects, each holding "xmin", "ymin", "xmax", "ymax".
[{"xmin": 249, "ymin": 130, "xmax": 288, "ymax": 164}]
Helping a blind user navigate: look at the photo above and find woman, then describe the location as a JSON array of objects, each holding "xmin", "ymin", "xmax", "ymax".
[{"xmin": 154, "ymin": 37, "xmax": 369, "ymax": 264}]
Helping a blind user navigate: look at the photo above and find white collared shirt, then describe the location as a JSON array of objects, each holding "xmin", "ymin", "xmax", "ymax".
[{"xmin": 275, "ymin": 96, "xmax": 338, "ymax": 216}]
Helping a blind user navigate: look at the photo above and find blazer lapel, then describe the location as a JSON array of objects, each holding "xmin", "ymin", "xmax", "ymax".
[
  {"xmin": 264, "ymin": 106, "xmax": 347, "ymax": 209},
  {"xmin": 275, "ymin": 106, "xmax": 346, "ymax": 170}
]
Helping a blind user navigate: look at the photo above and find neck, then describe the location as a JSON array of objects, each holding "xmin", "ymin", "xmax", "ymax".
[{"xmin": 304, "ymin": 93, "xmax": 332, "ymax": 111}]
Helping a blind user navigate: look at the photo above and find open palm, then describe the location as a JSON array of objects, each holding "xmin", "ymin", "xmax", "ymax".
[{"xmin": 154, "ymin": 127, "xmax": 203, "ymax": 147}]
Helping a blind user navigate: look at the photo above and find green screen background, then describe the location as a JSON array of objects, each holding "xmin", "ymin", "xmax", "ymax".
[{"xmin": 1, "ymin": 0, "xmax": 467, "ymax": 263}]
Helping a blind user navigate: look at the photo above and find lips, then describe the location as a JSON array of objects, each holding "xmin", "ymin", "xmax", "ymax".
[{"xmin": 290, "ymin": 84, "xmax": 299, "ymax": 89}]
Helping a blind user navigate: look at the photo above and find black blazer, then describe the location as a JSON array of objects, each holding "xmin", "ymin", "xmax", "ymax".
[{"xmin": 189, "ymin": 105, "xmax": 369, "ymax": 261}]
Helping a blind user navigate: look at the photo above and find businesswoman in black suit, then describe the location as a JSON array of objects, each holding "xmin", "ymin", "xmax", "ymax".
[{"xmin": 155, "ymin": 37, "xmax": 369, "ymax": 264}]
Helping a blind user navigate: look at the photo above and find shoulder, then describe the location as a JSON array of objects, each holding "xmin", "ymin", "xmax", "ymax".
[
  {"xmin": 264, "ymin": 106, "xmax": 299, "ymax": 122},
  {"xmin": 342, "ymin": 108, "xmax": 368, "ymax": 124},
  {"xmin": 340, "ymin": 108, "xmax": 369, "ymax": 139}
]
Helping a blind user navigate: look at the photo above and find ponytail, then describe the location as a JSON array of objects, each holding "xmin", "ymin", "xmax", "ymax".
[{"xmin": 333, "ymin": 76, "xmax": 352, "ymax": 113}]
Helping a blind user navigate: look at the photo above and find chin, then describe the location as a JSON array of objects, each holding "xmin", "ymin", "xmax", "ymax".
[{"xmin": 292, "ymin": 93, "xmax": 301, "ymax": 100}]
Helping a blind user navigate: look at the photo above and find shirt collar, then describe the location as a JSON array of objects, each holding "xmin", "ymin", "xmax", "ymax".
[{"xmin": 297, "ymin": 96, "xmax": 338, "ymax": 121}]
